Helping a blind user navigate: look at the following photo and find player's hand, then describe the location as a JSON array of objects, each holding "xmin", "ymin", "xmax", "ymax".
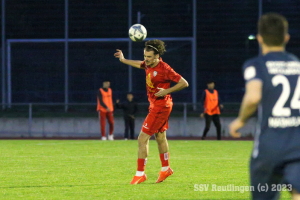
[
  {"xmin": 106, "ymin": 108, "xmax": 111, "ymax": 112},
  {"xmin": 229, "ymin": 118, "xmax": 244, "ymax": 138},
  {"xmin": 220, "ymin": 104, "xmax": 224, "ymax": 109},
  {"xmin": 155, "ymin": 88, "xmax": 169, "ymax": 97},
  {"xmin": 200, "ymin": 113, "xmax": 204, "ymax": 118},
  {"xmin": 114, "ymin": 49, "xmax": 125, "ymax": 61},
  {"xmin": 116, "ymin": 99, "xmax": 120, "ymax": 104}
]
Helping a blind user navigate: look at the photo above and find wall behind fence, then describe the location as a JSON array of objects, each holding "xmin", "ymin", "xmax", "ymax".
[{"xmin": 0, "ymin": 116, "xmax": 256, "ymax": 138}]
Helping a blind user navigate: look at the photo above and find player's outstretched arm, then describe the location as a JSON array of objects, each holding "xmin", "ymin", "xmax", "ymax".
[{"xmin": 114, "ymin": 49, "xmax": 143, "ymax": 69}]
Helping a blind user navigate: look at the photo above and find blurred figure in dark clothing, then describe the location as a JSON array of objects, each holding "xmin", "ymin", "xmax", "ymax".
[{"xmin": 116, "ymin": 93, "xmax": 138, "ymax": 140}]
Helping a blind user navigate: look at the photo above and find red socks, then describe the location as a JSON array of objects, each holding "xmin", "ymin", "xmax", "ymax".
[
  {"xmin": 160, "ymin": 152, "xmax": 169, "ymax": 167},
  {"xmin": 136, "ymin": 153, "xmax": 169, "ymax": 174},
  {"xmin": 137, "ymin": 158, "xmax": 147, "ymax": 171}
]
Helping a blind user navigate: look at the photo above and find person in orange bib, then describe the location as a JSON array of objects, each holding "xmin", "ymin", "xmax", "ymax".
[
  {"xmin": 200, "ymin": 80, "xmax": 224, "ymax": 140},
  {"xmin": 97, "ymin": 81, "xmax": 114, "ymax": 141}
]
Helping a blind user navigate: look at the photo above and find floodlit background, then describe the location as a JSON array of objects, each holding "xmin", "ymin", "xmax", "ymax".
[{"xmin": 0, "ymin": 0, "xmax": 299, "ymax": 137}]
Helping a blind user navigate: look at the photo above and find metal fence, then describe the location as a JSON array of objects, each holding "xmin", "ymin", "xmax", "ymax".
[{"xmin": 0, "ymin": 102, "xmax": 241, "ymax": 137}]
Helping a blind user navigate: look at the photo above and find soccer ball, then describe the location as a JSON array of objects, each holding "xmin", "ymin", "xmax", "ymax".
[{"xmin": 129, "ymin": 24, "xmax": 147, "ymax": 42}]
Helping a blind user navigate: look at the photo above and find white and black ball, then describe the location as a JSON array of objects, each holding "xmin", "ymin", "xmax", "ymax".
[{"xmin": 129, "ymin": 24, "xmax": 147, "ymax": 42}]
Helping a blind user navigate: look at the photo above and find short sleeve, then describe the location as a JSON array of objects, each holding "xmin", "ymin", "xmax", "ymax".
[
  {"xmin": 242, "ymin": 59, "xmax": 263, "ymax": 83},
  {"xmin": 140, "ymin": 61, "xmax": 146, "ymax": 69},
  {"xmin": 164, "ymin": 66, "xmax": 182, "ymax": 83}
]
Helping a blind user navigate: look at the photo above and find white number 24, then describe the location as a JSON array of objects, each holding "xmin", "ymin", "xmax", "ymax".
[{"xmin": 272, "ymin": 75, "xmax": 300, "ymax": 117}]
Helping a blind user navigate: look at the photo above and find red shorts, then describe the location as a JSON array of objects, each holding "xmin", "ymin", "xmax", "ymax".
[{"xmin": 141, "ymin": 104, "xmax": 173, "ymax": 136}]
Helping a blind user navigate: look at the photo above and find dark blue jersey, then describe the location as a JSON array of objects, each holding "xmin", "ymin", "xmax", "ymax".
[{"xmin": 243, "ymin": 52, "xmax": 300, "ymax": 157}]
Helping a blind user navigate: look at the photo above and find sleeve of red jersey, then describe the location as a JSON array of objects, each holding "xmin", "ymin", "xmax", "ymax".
[{"xmin": 164, "ymin": 66, "xmax": 182, "ymax": 83}]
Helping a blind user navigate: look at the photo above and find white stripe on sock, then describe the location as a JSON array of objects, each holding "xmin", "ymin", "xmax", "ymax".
[
  {"xmin": 161, "ymin": 166, "xmax": 169, "ymax": 171},
  {"xmin": 135, "ymin": 171, "xmax": 144, "ymax": 176}
]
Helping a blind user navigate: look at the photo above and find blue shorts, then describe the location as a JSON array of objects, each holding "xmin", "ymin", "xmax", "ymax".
[{"xmin": 250, "ymin": 132, "xmax": 300, "ymax": 199}]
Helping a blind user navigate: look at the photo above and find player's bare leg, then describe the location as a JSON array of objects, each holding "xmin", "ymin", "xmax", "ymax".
[
  {"xmin": 130, "ymin": 131, "xmax": 151, "ymax": 184},
  {"xmin": 138, "ymin": 131, "xmax": 150, "ymax": 158},
  {"xmin": 155, "ymin": 131, "xmax": 169, "ymax": 154},
  {"xmin": 292, "ymin": 189, "xmax": 300, "ymax": 200},
  {"xmin": 155, "ymin": 131, "xmax": 173, "ymax": 183}
]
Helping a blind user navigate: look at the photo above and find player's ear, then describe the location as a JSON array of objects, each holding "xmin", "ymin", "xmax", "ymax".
[
  {"xmin": 256, "ymin": 34, "xmax": 263, "ymax": 46},
  {"xmin": 155, "ymin": 54, "xmax": 159, "ymax": 59},
  {"xmin": 284, "ymin": 33, "xmax": 290, "ymax": 44}
]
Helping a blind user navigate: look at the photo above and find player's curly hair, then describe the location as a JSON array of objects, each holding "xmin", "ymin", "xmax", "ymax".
[{"xmin": 145, "ymin": 39, "xmax": 166, "ymax": 55}]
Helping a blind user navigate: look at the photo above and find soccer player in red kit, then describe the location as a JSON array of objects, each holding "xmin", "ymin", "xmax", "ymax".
[{"xmin": 114, "ymin": 39, "xmax": 189, "ymax": 184}]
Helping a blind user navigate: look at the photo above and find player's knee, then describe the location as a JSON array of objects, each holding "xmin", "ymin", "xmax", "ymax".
[
  {"xmin": 156, "ymin": 137, "xmax": 164, "ymax": 145},
  {"xmin": 138, "ymin": 135, "xmax": 146, "ymax": 144},
  {"xmin": 138, "ymin": 132, "xmax": 150, "ymax": 147},
  {"xmin": 155, "ymin": 132, "xmax": 166, "ymax": 144}
]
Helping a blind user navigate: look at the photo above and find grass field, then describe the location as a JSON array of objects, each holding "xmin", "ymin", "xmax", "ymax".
[{"xmin": 0, "ymin": 140, "xmax": 291, "ymax": 200}]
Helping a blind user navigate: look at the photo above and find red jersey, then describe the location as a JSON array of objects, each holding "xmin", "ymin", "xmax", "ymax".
[{"xmin": 140, "ymin": 58, "xmax": 181, "ymax": 106}]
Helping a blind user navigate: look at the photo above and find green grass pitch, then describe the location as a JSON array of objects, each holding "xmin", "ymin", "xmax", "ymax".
[{"xmin": 0, "ymin": 140, "xmax": 291, "ymax": 199}]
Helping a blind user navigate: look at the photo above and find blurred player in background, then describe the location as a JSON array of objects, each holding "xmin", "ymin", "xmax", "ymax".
[
  {"xmin": 114, "ymin": 39, "xmax": 189, "ymax": 184},
  {"xmin": 200, "ymin": 80, "xmax": 223, "ymax": 140},
  {"xmin": 116, "ymin": 93, "xmax": 138, "ymax": 140},
  {"xmin": 97, "ymin": 81, "xmax": 114, "ymax": 141},
  {"xmin": 229, "ymin": 13, "xmax": 300, "ymax": 200}
]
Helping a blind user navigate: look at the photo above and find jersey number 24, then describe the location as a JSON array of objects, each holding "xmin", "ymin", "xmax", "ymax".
[{"xmin": 272, "ymin": 75, "xmax": 300, "ymax": 117}]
